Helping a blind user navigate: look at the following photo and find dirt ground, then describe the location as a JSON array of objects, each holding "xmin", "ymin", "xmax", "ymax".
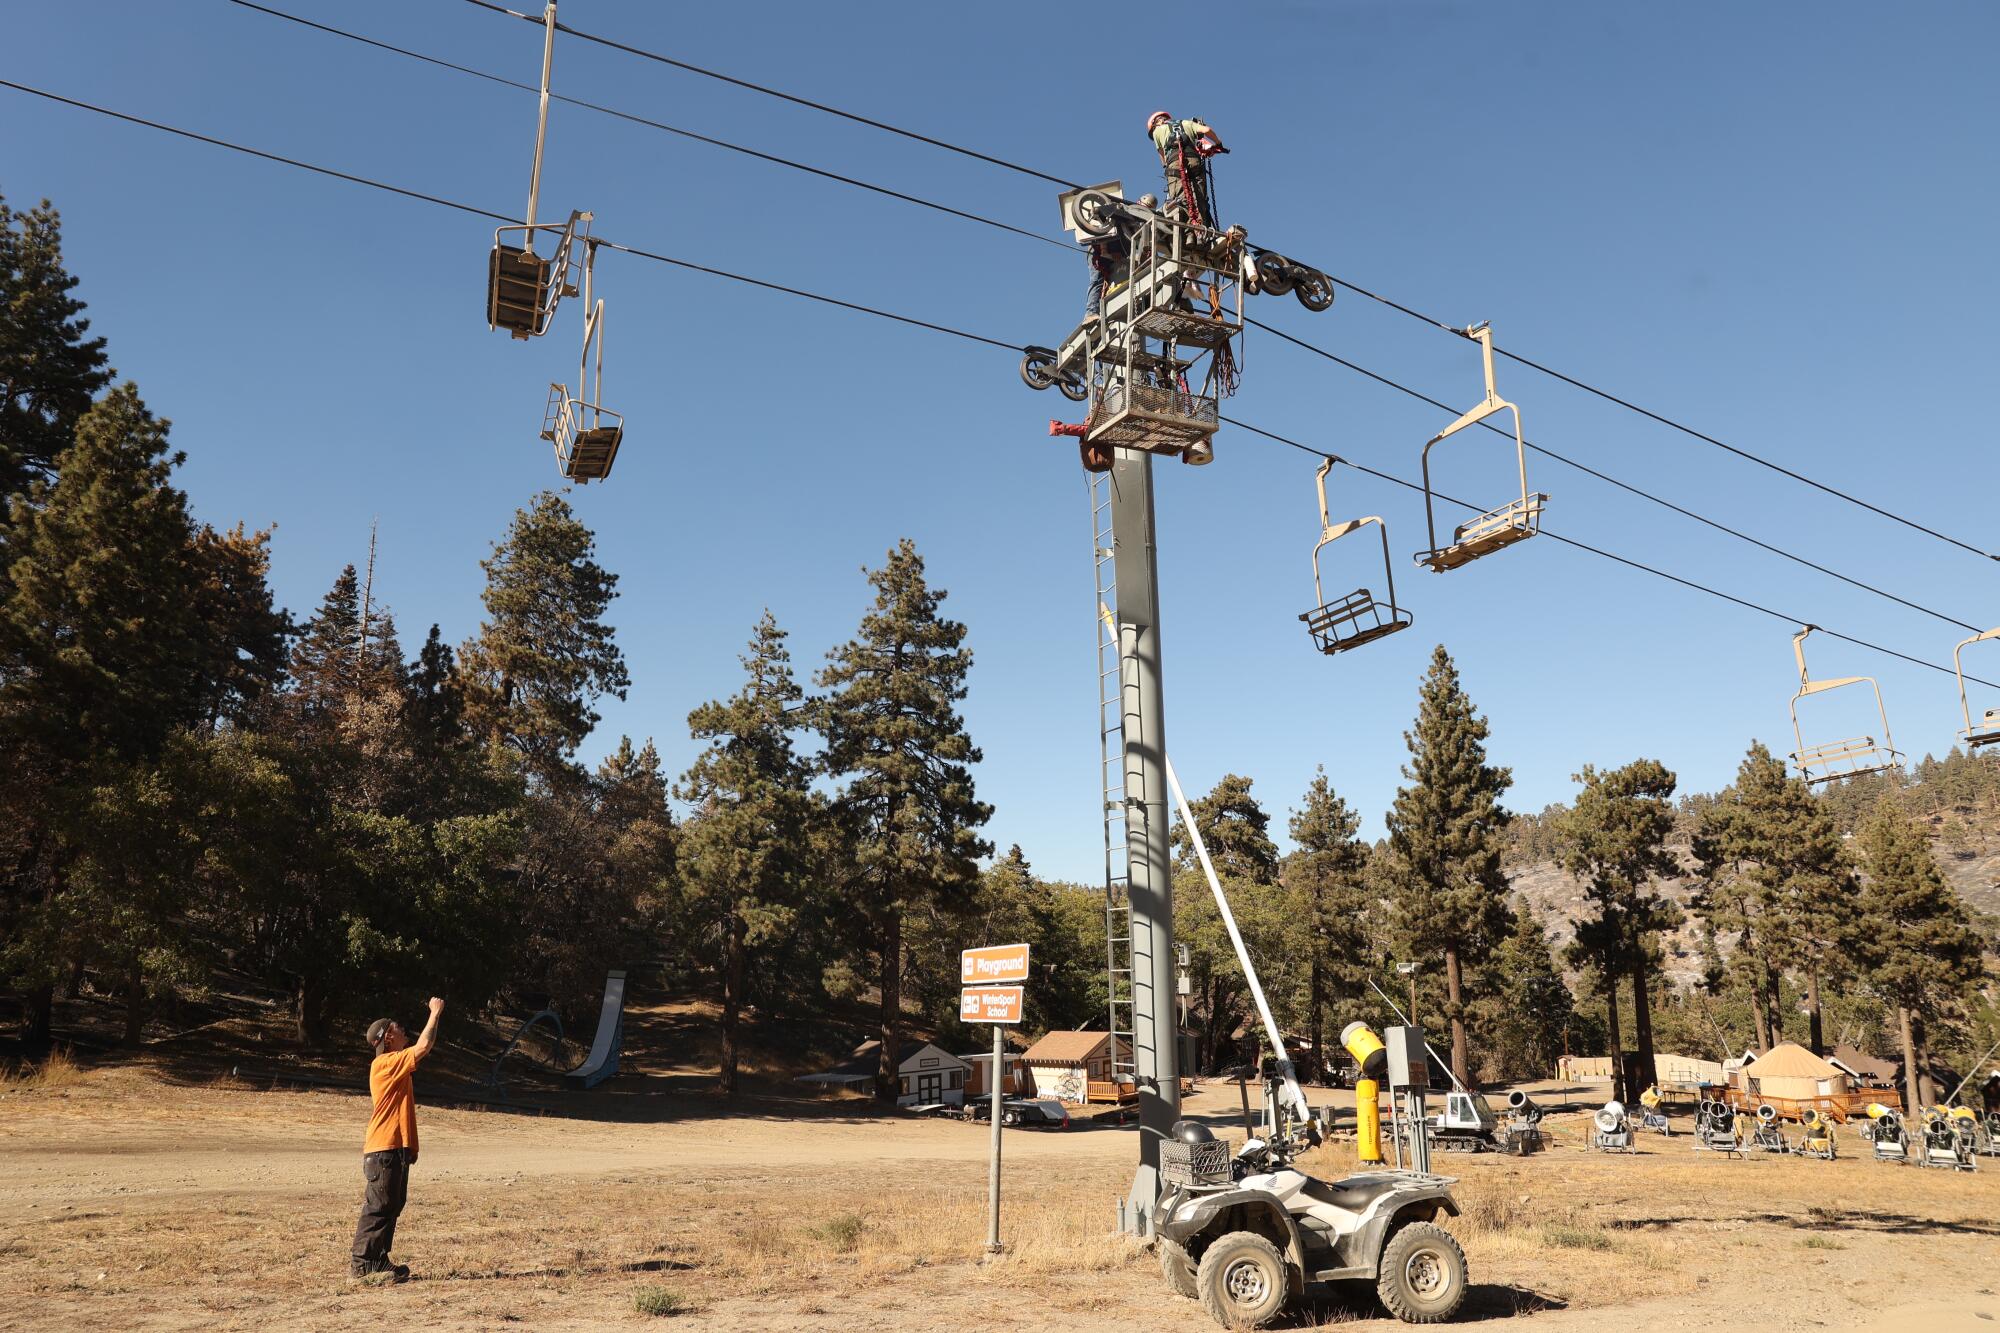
[{"xmin": 3, "ymin": 1059, "xmax": 1998, "ymax": 1333}]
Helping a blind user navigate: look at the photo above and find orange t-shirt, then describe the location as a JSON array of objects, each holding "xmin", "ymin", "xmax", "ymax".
[{"xmin": 363, "ymin": 1048, "xmax": 422, "ymax": 1155}]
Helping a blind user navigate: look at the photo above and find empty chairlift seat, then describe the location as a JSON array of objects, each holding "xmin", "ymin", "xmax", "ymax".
[
  {"xmin": 1414, "ymin": 322, "xmax": 1548, "ymax": 572},
  {"xmin": 1300, "ymin": 458, "xmax": 1412, "ymax": 655},
  {"xmin": 1954, "ymin": 626, "xmax": 2000, "ymax": 749},
  {"xmin": 1787, "ymin": 626, "xmax": 1905, "ymax": 785},
  {"xmin": 486, "ymin": 212, "xmax": 588, "ymax": 341}
]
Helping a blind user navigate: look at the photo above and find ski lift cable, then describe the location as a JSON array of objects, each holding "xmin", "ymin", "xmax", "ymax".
[
  {"xmin": 1317, "ymin": 278, "xmax": 2000, "ymax": 564},
  {"xmin": 226, "ymin": 4, "xmax": 1987, "ymax": 628},
  {"xmin": 443, "ymin": 0, "xmax": 1998, "ymax": 565},
  {"xmin": 223, "ymin": 0, "xmax": 1072, "ymax": 253},
  {"xmin": 6, "ymin": 76, "xmax": 1989, "ymax": 691},
  {"xmin": 0, "ymin": 77, "xmax": 1028, "ymax": 358},
  {"xmin": 1245, "ymin": 317, "xmax": 1985, "ymax": 634},
  {"xmin": 453, "ymin": 0, "xmax": 1088, "ymax": 191},
  {"xmin": 1219, "ymin": 414, "xmax": 2000, "ymax": 692}
]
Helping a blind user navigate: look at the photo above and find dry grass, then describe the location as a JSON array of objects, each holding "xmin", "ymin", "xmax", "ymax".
[{"xmin": 0, "ymin": 1047, "xmax": 84, "ymax": 1092}]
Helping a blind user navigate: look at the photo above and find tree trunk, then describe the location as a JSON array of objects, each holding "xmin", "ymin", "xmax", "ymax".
[
  {"xmin": 876, "ymin": 912, "xmax": 902, "ymax": 1106},
  {"xmin": 63, "ymin": 955, "xmax": 88, "ymax": 1000},
  {"xmin": 23, "ymin": 983, "xmax": 54, "ymax": 1050},
  {"xmin": 1443, "ymin": 947, "xmax": 1470, "ymax": 1089},
  {"xmin": 1897, "ymin": 1005, "xmax": 1921, "ymax": 1117},
  {"xmin": 1603, "ymin": 958, "xmax": 1626, "ymax": 1106},
  {"xmin": 1764, "ymin": 971, "xmax": 1783, "ymax": 1045},
  {"xmin": 1629, "ymin": 955, "xmax": 1657, "ymax": 1093},
  {"xmin": 1805, "ymin": 969, "xmax": 1824, "ymax": 1056},
  {"xmin": 718, "ymin": 912, "xmax": 746, "ymax": 1096},
  {"xmin": 123, "ymin": 960, "xmax": 145, "ymax": 1046},
  {"xmin": 1307, "ymin": 956, "xmax": 1325, "ymax": 1084}
]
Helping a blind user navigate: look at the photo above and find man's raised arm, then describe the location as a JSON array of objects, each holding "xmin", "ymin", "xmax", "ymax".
[{"xmin": 411, "ymin": 996, "xmax": 445, "ymax": 1060}]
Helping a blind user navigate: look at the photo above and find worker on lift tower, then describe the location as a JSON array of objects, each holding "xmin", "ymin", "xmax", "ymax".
[{"xmin": 1147, "ymin": 111, "xmax": 1227, "ymax": 229}]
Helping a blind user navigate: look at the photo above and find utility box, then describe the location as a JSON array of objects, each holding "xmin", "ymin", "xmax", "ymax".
[{"xmin": 1385, "ymin": 1025, "xmax": 1427, "ymax": 1091}]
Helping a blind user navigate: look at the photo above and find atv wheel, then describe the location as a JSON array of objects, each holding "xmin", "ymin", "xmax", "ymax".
[
  {"xmin": 1375, "ymin": 1222, "xmax": 1468, "ymax": 1324},
  {"xmin": 1294, "ymin": 269, "xmax": 1335, "ymax": 311},
  {"xmin": 1195, "ymin": 1230, "xmax": 1289, "ymax": 1329},
  {"xmin": 1157, "ymin": 1237, "xmax": 1198, "ymax": 1299}
]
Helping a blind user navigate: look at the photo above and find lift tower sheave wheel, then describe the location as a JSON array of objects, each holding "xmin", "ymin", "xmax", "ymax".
[
  {"xmin": 1300, "ymin": 458, "xmax": 1412, "ymax": 656},
  {"xmin": 1786, "ymin": 626, "xmax": 1905, "ymax": 785},
  {"xmin": 1414, "ymin": 323, "xmax": 1548, "ymax": 573},
  {"xmin": 1953, "ymin": 627, "xmax": 2000, "ymax": 750}
]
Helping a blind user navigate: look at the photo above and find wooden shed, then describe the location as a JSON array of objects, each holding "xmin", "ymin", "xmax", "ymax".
[{"xmin": 1021, "ymin": 1030, "xmax": 1131, "ymax": 1105}]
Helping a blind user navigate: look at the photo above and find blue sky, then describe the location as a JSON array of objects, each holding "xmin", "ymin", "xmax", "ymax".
[{"xmin": 6, "ymin": 1, "xmax": 1997, "ymax": 882}]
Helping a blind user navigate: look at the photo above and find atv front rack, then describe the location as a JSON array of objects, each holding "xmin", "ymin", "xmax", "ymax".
[{"xmin": 1161, "ymin": 1139, "xmax": 1232, "ymax": 1188}]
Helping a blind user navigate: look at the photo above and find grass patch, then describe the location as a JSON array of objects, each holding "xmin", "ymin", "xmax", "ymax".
[
  {"xmin": 806, "ymin": 1213, "xmax": 868, "ymax": 1252},
  {"xmin": 633, "ymin": 1285, "xmax": 687, "ymax": 1317},
  {"xmin": 1799, "ymin": 1235, "xmax": 1844, "ymax": 1250},
  {"xmin": 0, "ymin": 1047, "xmax": 84, "ymax": 1091},
  {"xmin": 1540, "ymin": 1223, "xmax": 1615, "ymax": 1252}
]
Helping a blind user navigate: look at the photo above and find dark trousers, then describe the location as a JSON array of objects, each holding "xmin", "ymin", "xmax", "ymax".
[{"xmin": 351, "ymin": 1149, "xmax": 411, "ymax": 1271}]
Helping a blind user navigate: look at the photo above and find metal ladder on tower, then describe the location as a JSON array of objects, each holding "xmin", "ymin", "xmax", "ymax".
[{"xmin": 1090, "ymin": 470, "xmax": 1137, "ymax": 1085}]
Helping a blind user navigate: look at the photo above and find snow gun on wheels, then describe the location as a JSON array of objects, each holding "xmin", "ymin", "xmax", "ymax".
[
  {"xmin": 1919, "ymin": 1107, "xmax": 1978, "ymax": 1172},
  {"xmin": 1500, "ymin": 1091, "xmax": 1545, "ymax": 1156},
  {"xmin": 1023, "ymin": 183, "xmax": 1242, "ymax": 474},
  {"xmin": 1862, "ymin": 1103, "xmax": 1909, "ymax": 1164},
  {"xmin": 1798, "ymin": 1109, "xmax": 1837, "ymax": 1160},
  {"xmin": 1637, "ymin": 1085, "xmax": 1672, "ymax": 1136},
  {"xmin": 1747, "ymin": 1103, "xmax": 1790, "ymax": 1154},
  {"xmin": 1153, "ymin": 759, "xmax": 1468, "ymax": 1328},
  {"xmin": 1590, "ymin": 1101, "xmax": 1635, "ymax": 1153}
]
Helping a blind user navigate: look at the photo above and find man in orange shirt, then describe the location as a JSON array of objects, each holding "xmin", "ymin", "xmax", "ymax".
[{"xmin": 351, "ymin": 995, "xmax": 443, "ymax": 1282}]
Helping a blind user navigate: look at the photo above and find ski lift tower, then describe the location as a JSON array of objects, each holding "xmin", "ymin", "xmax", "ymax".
[{"xmin": 1024, "ymin": 182, "xmax": 1250, "ymax": 1235}]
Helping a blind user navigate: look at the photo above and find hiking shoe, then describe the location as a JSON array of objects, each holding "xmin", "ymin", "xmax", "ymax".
[
  {"xmin": 389, "ymin": 1263, "xmax": 411, "ymax": 1283},
  {"xmin": 351, "ymin": 1267, "xmax": 395, "ymax": 1286}
]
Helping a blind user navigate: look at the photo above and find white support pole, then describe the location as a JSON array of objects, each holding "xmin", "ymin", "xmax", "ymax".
[{"xmin": 1164, "ymin": 756, "xmax": 1309, "ymax": 1123}]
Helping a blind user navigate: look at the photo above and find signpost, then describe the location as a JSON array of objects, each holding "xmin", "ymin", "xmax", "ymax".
[{"xmin": 961, "ymin": 943, "xmax": 1029, "ymax": 1254}]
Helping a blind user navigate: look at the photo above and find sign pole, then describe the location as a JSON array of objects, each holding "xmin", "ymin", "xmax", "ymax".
[{"xmin": 988, "ymin": 1019, "xmax": 1004, "ymax": 1253}]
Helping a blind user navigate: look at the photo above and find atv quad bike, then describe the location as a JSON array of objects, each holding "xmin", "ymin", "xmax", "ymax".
[{"xmin": 1153, "ymin": 1067, "xmax": 1468, "ymax": 1328}]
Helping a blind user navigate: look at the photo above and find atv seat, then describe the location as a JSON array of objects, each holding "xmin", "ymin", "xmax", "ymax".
[{"xmin": 1301, "ymin": 1174, "xmax": 1405, "ymax": 1215}]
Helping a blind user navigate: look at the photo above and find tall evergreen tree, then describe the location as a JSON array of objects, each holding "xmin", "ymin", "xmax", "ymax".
[
  {"xmin": 1480, "ymin": 907, "xmax": 1577, "ymax": 1082},
  {"xmin": 816, "ymin": 540, "xmax": 992, "ymax": 1104},
  {"xmin": 1172, "ymin": 774, "xmax": 1280, "ymax": 884},
  {"xmin": 1382, "ymin": 645, "xmax": 1515, "ymax": 1089},
  {"xmin": 0, "ymin": 195, "xmax": 113, "ymax": 499},
  {"xmin": 1284, "ymin": 769, "xmax": 1370, "ymax": 1081},
  {"xmin": 1557, "ymin": 758, "xmax": 1681, "ymax": 1098},
  {"xmin": 679, "ymin": 613, "xmax": 815, "ymax": 1095},
  {"xmin": 1856, "ymin": 796, "xmax": 1984, "ymax": 1114},
  {"xmin": 1692, "ymin": 742, "xmax": 1857, "ymax": 1052},
  {"xmin": 0, "ymin": 386, "xmax": 251, "ymax": 1043},
  {"xmin": 458, "ymin": 491, "xmax": 628, "ymax": 783}
]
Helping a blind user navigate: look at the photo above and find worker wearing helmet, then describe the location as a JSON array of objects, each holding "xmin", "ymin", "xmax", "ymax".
[{"xmin": 1147, "ymin": 111, "xmax": 1227, "ymax": 229}]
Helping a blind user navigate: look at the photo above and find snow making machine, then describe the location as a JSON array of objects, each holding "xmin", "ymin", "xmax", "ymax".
[
  {"xmin": 1798, "ymin": 1108, "xmax": 1837, "ymax": 1160},
  {"xmin": 1590, "ymin": 1101, "xmax": 1635, "ymax": 1153},
  {"xmin": 1918, "ymin": 1108, "xmax": 1978, "ymax": 1172},
  {"xmin": 1862, "ymin": 1103, "xmax": 1910, "ymax": 1164},
  {"xmin": 1747, "ymin": 1103, "xmax": 1790, "ymax": 1154},
  {"xmin": 1693, "ymin": 1096, "xmax": 1745, "ymax": 1157}
]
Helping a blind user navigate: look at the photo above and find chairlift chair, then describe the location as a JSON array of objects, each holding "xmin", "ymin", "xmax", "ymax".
[
  {"xmin": 488, "ymin": 211, "xmax": 590, "ymax": 339},
  {"xmin": 1953, "ymin": 627, "xmax": 2000, "ymax": 750},
  {"xmin": 1300, "ymin": 458, "xmax": 1412, "ymax": 655},
  {"xmin": 540, "ymin": 239, "xmax": 623, "ymax": 482},
  {"xmin": 1787, "ymin": 626, "xmax": 1905, "ymax": 785},
  {"xmin": 1414, "ymin": 323, "xmax": 1548, "ymax": 572}
]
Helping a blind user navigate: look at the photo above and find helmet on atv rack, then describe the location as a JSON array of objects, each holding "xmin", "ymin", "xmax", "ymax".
[
  {"xmin": 1170, "ymin": 1119, "xmax": 1216, "ymax": 1144},
  {"xmin": 1146, "ymin": 111, "xmax": 1171, "ymax": 132}
]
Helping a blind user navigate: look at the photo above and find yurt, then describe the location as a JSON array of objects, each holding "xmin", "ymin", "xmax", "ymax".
[{"xmin": 1740, "ymin": 1042, "xmax": 1851, "ymax": 1101}]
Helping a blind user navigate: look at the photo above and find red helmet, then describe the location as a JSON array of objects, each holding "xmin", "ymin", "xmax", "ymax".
[{"xmin": 1146, "ymin": 111, "xmax": 1171, "ymax": 132}]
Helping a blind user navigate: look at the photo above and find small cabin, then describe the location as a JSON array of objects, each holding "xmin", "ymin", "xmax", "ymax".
[
  {"xmin": 1021, "ymin": 1030, "xmax": 1131, "ymax": 1105},
  {"xmin": 797, "ymin": 1040, "xmax": 970, "ymax": 1107}
]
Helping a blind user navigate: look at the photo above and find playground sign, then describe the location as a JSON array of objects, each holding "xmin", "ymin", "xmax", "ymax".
[
  {"xmin": 962, "ymin": 943, "xmax": 1031, "ymax": 1256},
  {"xmin": 961, "ymin": 943, "xmax": 1031, "ymax": 985},
  {"xmin": 959, "ymin": 985, "xmax": 1025, "ymax": 1024}
]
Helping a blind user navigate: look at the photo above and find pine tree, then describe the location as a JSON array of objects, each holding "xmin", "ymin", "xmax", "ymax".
[
  {"xmin": 1382, "ymin": 645, "xmax": 1515, "ymax": 1089},
  {"xmin": 1557, "ymin": 758, "xmax": 1682, "ymax": 1098},
  {"xmin": 679, "ymin": 613, "xmax": 814, "ymax": 1095},
  {"xmin": 459, "ymin": 491, "xmax": 628, "ymax": 783},
  {"xmin": 1857, "ymin": 796, "xmax": 1984, "ymax": 1114},
  {"xmin": 817, "ymin": 540, "xmax": 993, "ymax": 1104},
  {"xmin": 0, "ymin": 387, "xmax": 225, "ymax": 1043},
  {"xmin": 1693, "ymin": 742, "xmax": 1858, "ymax": 1052},
  {"xmin": 1481, "ymin": 907, "xmax": 1576, "ymax": 1081},
  {"xmin": 1283, "ymin": 768, "xmax": 1370, "ymax": 1081},
  {"xmin": 0, "ymin": 195, "xmax": 113, "ymax": 499},
  {"xmin": 1172, "ymin": 774, "xmax": 1280, "ymax": 884}
]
